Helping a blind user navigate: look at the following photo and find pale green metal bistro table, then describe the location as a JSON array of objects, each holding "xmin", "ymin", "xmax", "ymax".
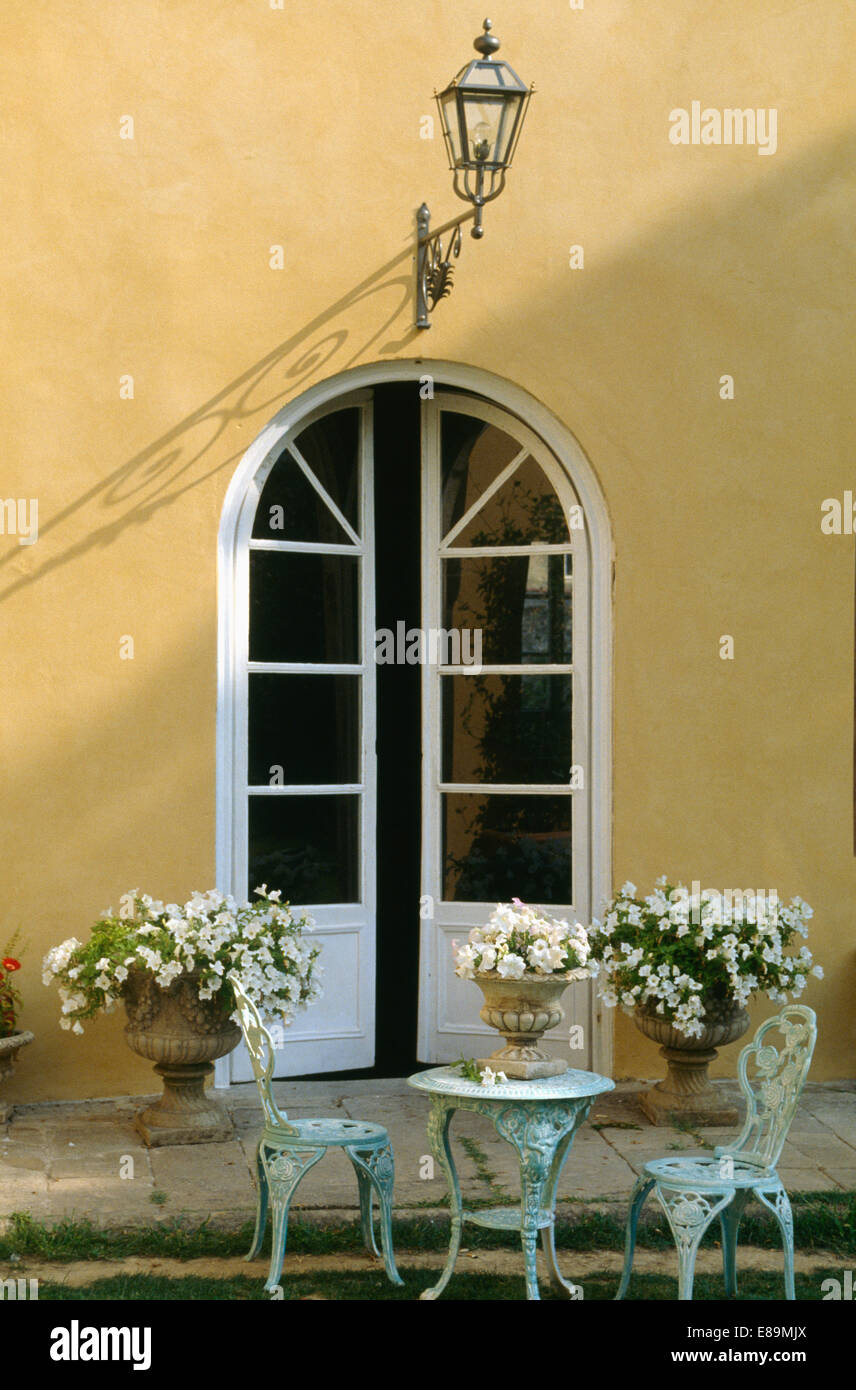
[{"xmin": 408, "ymin": 1065, "xmax": 614, "ymax": 1301}]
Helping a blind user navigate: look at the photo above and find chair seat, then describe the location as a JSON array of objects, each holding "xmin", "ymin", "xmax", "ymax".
[
  {"xmin": 643, "ymin": 1156, "xmax": 779, "ymax": 1190},
  {"xmin": 262, "ymin": 1118, "xmax": 390, "ymax": 1150}
]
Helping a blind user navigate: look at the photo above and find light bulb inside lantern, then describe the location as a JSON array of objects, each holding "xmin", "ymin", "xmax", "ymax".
[{"xmin": 472, "ymin": 120, "xmax": 492, "ymax": 162}]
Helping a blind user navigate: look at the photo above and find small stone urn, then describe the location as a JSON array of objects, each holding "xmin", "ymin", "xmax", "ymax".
[
  {"xmin": 0, "ymin": 1029, "xmax": 35, "ymax": 1123},
  {"xmin": 634, "ymin": 998, "xmax": 750, "ymax": 1126},
  {"xmin": 123, "ymin": 969, "xmax": 241, "ymax": 1146},
  {"xmin": 474, "ymin": 973, "xmax": 577, "ymax": 1080}
]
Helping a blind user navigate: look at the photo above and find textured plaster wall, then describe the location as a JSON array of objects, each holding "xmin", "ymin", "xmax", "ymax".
[{"xmin": 1, "ymin": 0, "xmax": 853, "ymax": 1098}]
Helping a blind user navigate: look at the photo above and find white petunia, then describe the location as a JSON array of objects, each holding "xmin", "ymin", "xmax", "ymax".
[
  {"xmin": 496, "ymin": 953, "xmax": 526, "ymax": 980},
  {"xmin": 479, "ymin": 1066, "xmax": 507, "ymax": 1087}
]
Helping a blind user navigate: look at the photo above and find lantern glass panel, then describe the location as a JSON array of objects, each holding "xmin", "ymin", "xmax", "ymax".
[
  {"xmin": 438, "ymin": 87, "xmax": 464, "ymax": 165},
  {"xmin": 461, "ymin": 92, "xmax": 523, "ymax": 168}
]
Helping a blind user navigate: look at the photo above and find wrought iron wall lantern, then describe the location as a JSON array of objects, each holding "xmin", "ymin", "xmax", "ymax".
[{"xmin": 416, "ymin": 19, "xmax": 534, "ymax": 329}]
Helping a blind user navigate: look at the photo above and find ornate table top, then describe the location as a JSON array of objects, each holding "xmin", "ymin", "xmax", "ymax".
[{"xmin": 407, "ymin": 1064, "xmax": 614, "ymax": 1102}]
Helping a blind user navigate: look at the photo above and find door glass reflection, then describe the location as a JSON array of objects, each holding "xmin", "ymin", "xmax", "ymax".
[
  {"xmin": 248, "ymin": 795, "xmax": 359, "ymax": 904},
  {"xmin": 249, "ymin": 552, "xmax": 360, "ymax": 663},
  {"xmin": 442, "ymin": 674, "xmax": 571, "ymax": 784},
  {"xmin": 443, "ymin": 553, "xmax": 571, "ymax": 664},
  {"xmin": 248, "ymin": 674, "xmax": 360, "ymax": 785},
  {"xmin": 452, "ymin": 455, "xmax": 569, "ymax": 546},
  {"xmin": 441, "ymin": 416, "xmax": 525, "ymax": 539},
  {"xmin": 443, "ymin": 793, "xmax": 572, "ymax": 903}
]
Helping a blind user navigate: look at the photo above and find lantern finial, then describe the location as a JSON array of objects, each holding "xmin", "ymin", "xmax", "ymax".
[{"xmin": 474, "ymin": 19, "xmax": 501, "ymax": 58}]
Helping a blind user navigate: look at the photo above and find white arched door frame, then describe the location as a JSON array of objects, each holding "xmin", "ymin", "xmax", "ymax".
[{"xmin": 215, "ymin": 361, "xmax": 613, "ymax": 1084}]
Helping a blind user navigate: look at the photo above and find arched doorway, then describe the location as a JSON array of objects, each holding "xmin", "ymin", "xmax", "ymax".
[{"xmin": 216, "ymin": 363, "xmax": 613, "ymax": 1081}]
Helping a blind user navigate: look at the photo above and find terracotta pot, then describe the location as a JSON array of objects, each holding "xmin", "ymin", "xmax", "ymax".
[
  {"xmin": 123, "ymin": 969, "xmax": 241, "ymax": 1146},
  {"xmin": 474, "ymin": 972, "xmax": 577, "ymax": 1079},
  {"xmin": 0, "ymin": 1029, "xmax": 34, "ymax": 1123},
  {"xmin": 634, "ymin": 998, "xmax": 750, "ymax": 1126}
]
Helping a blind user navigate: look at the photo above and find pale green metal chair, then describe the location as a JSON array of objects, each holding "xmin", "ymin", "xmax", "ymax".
[
  {"xmin": 616, "ymin": 1004, "xmax": 817, "ymax": 1301},
  {"xmin": 230, "ymin": 978, "xmax": 404, "ymax": 1292}
]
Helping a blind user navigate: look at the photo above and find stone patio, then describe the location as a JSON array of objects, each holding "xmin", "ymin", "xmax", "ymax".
[{"xmin": 1, "ymin": 1078, "xmax": 854, "ymax": 1231}]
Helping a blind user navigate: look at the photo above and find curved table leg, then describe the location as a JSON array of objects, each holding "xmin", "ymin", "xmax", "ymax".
[
  {"xmin": 420, "ymin": 1097, "xmax": 462, "ymax": 1301},
  {"xmin": 539, "ymin": 1104, "xmax": 590, "ymax": 1297},
  {"xmin": 496, "ymin": 1104, "xmax": 569, "ymax": 1302}
]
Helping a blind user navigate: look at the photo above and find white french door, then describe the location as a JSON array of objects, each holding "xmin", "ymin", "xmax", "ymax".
[
  {"xmin": 221, "ymin": 379, "xmax": 598, "ymax": 1080},
  {"xmin": 417, "ymin": 393, "xmax": 593, "ymax": 1067},
  {"xmin": 226, "ymin": 391, "xmax": 377, "ymax": 1080}
]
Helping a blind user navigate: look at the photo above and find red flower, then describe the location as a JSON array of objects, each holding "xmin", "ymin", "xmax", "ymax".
[{"xmin": 2, "ymin": 958, "xmax": 21, "ymax": 972}]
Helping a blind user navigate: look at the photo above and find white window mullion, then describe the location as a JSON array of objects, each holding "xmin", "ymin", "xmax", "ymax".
[
  {"xmin": 360, "ymin": 399, "xmax": 377, "ymax": 925},
  {"xmin": 247, "ymin": 662, "xmax": 364, "ymax": 675},
  {"xmin": 441, "ymin": 543, "xmax": 577, "ymax": 558},
  {"xmin": 419, "ymin": 396, "xmax": 442, "ymax": 1060},
  {"xmin": 247, "ymin": 784, "xmax": 365, "ymax": 796},
  {"xmin": 438, "ymin": 783, "xmax": 579, "ymax": 795},
  {"xmin": 249, "ymin": 539, "xmax": 361, "ymax": 556},
  {"xmin": 438, "ymin": 664, "xmax": 574, "ymax": 676}
]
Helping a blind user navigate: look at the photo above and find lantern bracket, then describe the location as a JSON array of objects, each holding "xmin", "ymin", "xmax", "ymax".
[{"xmin": 416, "ymin": 204, "xmax": 478, "ymax": 330}]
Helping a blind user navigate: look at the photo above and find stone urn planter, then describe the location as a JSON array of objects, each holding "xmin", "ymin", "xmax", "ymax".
[
  {"xmin": 475, "ymin": 973, "xmax": 576, "ymax": 1079},
  {"xmin": 0, "ymin": 1029, "xmax": 34, "ymax": 1123},
  {"xmin": 634, "ymin": 998, "xmax": 750, "ymax": 1126},
  {"xmin": 123, "ymin": 969, "xmax": 240, "ymax": 1146}
]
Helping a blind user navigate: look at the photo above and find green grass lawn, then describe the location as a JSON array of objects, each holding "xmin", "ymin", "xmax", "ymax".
[
  {"xmin": 2, "ymin": 1191, "xmax": 854, "ymax": 1263},
  {"xmin": 30, "ymin": 1269, "xmax": 842, "ymax": 1301},
  {"xmin": 2, "ymin": 1197, "xmax": 852, "ymax": 1301}
]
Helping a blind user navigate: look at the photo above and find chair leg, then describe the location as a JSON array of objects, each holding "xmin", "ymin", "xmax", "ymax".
[
  {"xmin": 719, "ymin": 1189, "xmax": 749, "ymax": 1297},
  {"xmin": 349, "ymin": 1158, "xmax": 381, "ymax": 1258},
  {"xmin": 246, "ymin": 1143, "xmax": 270, "ymax": 1262},
  {"xmin": 615, "ymin": 1175, "xmax": 655, "ymax": 1300},
  {"xmin": 656, "ymin": 1185, "xmax": 732, "ymax": 1302},
  {"xmin": 261, "ymin": 1146, "xmax": 326, "ymax": 1293},
  {"xmin": 266, "ymin": 1198, "xmax": 289, "ymax": 1294},
  {"xmin": 348, "ymin": 1143, "xmax": 405, "ymax": 1288},
  {"xmin": 755, "ymin": 1184, "xmax": 795, "ymax": 1301}
]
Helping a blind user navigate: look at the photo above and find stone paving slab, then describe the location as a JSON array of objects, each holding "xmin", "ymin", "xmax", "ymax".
[
  {"xmin": 784, "ymin": 1133, "xmax": 856, "ymax": 1164},
  {"xmin": 775, "ymin": 1168, "xmax": 839, "ymax": 1192},
  {"xmin": 1, "ymin": 1080, "xmax": 854, "ymax": 1231},
  {"xmin": 148, "ymin": 1141, "xmax": 254, "ymax": 1206}
]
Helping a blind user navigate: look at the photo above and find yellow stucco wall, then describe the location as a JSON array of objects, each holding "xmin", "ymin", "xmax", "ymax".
[{"xmin": 2, "ymin": 1, "xmax": 853, "ymax": 1101}]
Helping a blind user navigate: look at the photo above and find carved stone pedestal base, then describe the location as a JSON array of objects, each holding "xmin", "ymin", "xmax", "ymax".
[
  {"xmin": 476, "ymin": 1052, "xmax": 568, "ymax": 1080},
  {"xmin": 634, "ymin": 1002, "xmax": 750, "ymax": 1128},
  {"xmin": 639, "ymin": 1046, "xmax": 739, "ymax": 1127},
  {"xmin": 0, "ymin": 1029, "xmax": 35, "ymax": 1127},
  {"xmin": 134, "ymin": 1060, "xmax": 234, "ymax": 1147}
]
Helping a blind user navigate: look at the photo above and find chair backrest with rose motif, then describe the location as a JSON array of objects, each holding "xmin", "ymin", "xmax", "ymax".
[{"xmin": 716, "ymin": 1005, "xmax": 817, "ymax": 1170}]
